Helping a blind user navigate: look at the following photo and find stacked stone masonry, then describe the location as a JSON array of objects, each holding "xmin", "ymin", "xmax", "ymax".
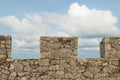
[
  {"xmin": 0, "ymin": 36, "xmax": 120, "ymax": 80},
  {"xmin": 0, "ymin": 35, "xmax": 11, "ymax": 60},
  {"xmin": 100, "ymin": 37, "xmax": 120, "ymax": 58}
]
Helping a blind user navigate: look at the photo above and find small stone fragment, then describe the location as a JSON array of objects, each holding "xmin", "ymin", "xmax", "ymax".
[
  {"xmin": 10, "ymin": 72, "xmax": 17, "ymax": 77},
  {"xmin": 21, "ymin": 77, "xmax": 28, "ymax": 80}
]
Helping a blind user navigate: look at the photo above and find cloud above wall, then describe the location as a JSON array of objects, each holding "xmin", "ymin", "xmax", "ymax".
[
  {"xmin": 0, "ymin": 14, "xmax": 46, "ymax": 35},
  {"xmin": 44, "ymin": 2, "xmax": 119, "ymax": 38},
  {"xmin": 0, "ymin": 2, "xmax": 119, "ymax": 58}
]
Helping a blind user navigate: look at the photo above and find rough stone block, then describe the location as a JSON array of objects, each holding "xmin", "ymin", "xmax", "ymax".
[
  {"xmin": 0, "ymin": 35, "xmax": 11, "ymax": 59},
  {"xmin": 50, "ymin": 59, "xmax": 60, "ymax": 65},
  {"xmin": 14, "ymin": 62, "xmax": 23, "ymax": 72},
  {"xmin": 39, "ymin": 59, "xmax": 49, "ymax": 66},
  {"xmin": 40, "ymin": 37, "xmax": 78, "ymax": 59},
  {"xmin": 100, "ymin": 37, "xmax": 120, "ymax": 58}
]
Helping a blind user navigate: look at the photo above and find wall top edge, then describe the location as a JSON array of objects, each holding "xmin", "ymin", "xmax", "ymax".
[
  {"xmin": 4, "ymin": 58, "xmax": 120, "ymax": 61},
  {"xmin": 40, "ymin": 36, "xmax": 78, "ymax": 39},
  {"xmin": 0, "ymin": 35, "xmax": 11, "ymax": 36},
  {"xmin": 0, "ymin": 35, "xmax": 11, "ymax": 40},
  {"xmin": 100, "ymin": 37, "xmax": 120, "ymax": 44},
  {"xmin": 79, "ymin": 58, "xmax": 120, "ymax": 60}
]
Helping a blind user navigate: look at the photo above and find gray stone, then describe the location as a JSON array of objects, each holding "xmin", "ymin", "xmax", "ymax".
[
  {"xmin": 24, "ymin": 65, "xmax": 31, "ymax": 72},
  {"xmin": 30, "ymin": 77, "xmax": 36, "ymax": 80},
  {"xmin": 90, "ymin": 67, "xmax": 100, "ymax": 74},
  {"xmin": 103, "ymin": 37, "xmax": 110, "ymax": 43},
  {"xmin": 60, "ymin": 49, "xmax": 72, "ymax": 58},
  {"xmin": 0, "ymin": 54, "xmax": 6, "ymax": 59},
  {"xmin": 56, "ymin": 71, "xmax": 64, "ymax": 75},
  {"xmin": 38, "ymin": 66, "xmax": 48, "ymax": 72},
  {"xmin": 65, "ymin": 73, "xmax": 73, "ymax": 78},
  {"xmin": 39, "ymin": 59, "xmax": 49, "ymax": 66},
  {"xmin": 105, "ymin": 43, "xmax": 111, "ymax": 50},
  {"xmin": 103, "ymin": 67, "xmax": 112, "ymax": 73},
  {"xmin": 9, "ymin": 64, "xmax": 14, "ymax": 70},
  {"xmin": 21, "ymin": 77, "xmax": 28, "ymax": 80},
  {"xmin": 37, "ymin": 77, "xmax": 41, "ymax": 80},
  {"xmin": 14, "ymin": 63, "xmax": 23, "ymax": 72},
  {"xmin": 2, "ymin": 69, "xmax": 10, "ymax": 75},
  {"xmin": 10, "ymin": 72, "xmax": 17, "ymax": 77},
  {"xmin": 18, "ymin": 72, "xmax": 25, "ymax": 77},
  {"xmin": 83, "ymin": 71, "xmax": 93, "ymax": 78},
  {"xmin": 103, "ymin": 62, "xmax": 108, "ymax": 66},
  {"xmin": 51, "ymin": 59, "xmax": 60, "ymax": 65},
  {"xmin": 8, "ymin": 76, "xmax": 15, "ymax": 80}
]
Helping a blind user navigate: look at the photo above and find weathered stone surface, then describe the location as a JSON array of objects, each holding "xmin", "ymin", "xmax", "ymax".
[
  {"xmin": 1, "ymin": 36, "xmax": 120, "ymax": 79},
  {"xmin": 39, "ymin": 58, "xmax": 49, "ymax": 66},
  {"xmin": 24, "ymin": 65, "xmax": 31, "ymax": 72},
  {"xmin": 10, "ymin": 72, "xmax": 17, "ymax": 77},
  {"xmin": 83, "ymin": 71, "xmax": 93, "ymax": 78},
  {"xmin": 38, "ymin": 66, "xmax": 48, "ymax": 72},
  {"xmin": 18, "ymin": 72, "xmax": 25, "ymax": 77},
  {"xmin": 60, "ymin": 49, "xmax": 72, "ymax": 58},
  {"xmin": 50, "ymin": 59, "xmax": 60, "ymax": 65},
  {"xmin": 30, "ymin": 77, "xmax": 36, "ymax": 80},
  {"xmin": 56, "ymin": 71, "xmax": 64, "ymax": 75},
  {"xmin": 8, "ymin": 76, "xmax": 16, "ymax": 80},
  {"xmin": 65, "ymin": 72, "xmax": 72, "ymax": 78},
  {"xmin": 103, "ymin": 62, "xmax": 108, "ymax": 66},
  {"xmin": 21, "ymin": 77, "xmax": 28, "ymax": 80},
  {"xmin": 0, "ymin": 35, "xmax": 11, "ymax": 59},
  {"xmin": 14, "ymin": 62, "xmax": 23, "ymax": 72},
  {"xmin": 0, "ymin": 35, "xmax": 6, "ymax": 40},
  {"xmin": 2, "ymin": 69, "xmax": 10, "ymax": 75},
  {"xmin": 9, "ymin": 64, "xmax": 14, "ymax": 70},
  {"xmin": 105, "ymin": 43, "xmax": 111, "ymax": 50},
  {"xmin": 0, "ymin": 54, "xmax": 7, "ymax": 59},
  {"xmin": 90, "ymin": 67, "xmax": 100, "ymax": 74},
  {"xmin": 100, "ymin": 37, "xmax": 120, "ymax": 58},
  {"xmin": 40, "ymin": 37, "xmax": 78, "ymax": 59},
  {"xmin": 103, "ymin": 67, "xmax": 112, "ymax": 73}
]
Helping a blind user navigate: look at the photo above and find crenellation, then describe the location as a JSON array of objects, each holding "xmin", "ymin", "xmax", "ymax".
[
  {"xmin": 0, "ymin": 35, "xmax": 12, "ymax": 60},
  {"xmin": 1, "ymin": 36, "xmax": 120, "ymax": 79},
  {"xmin": 40, "ymin": 36, "xmax": 78, "ymax": 59},
  {"xmin": 100, "ymin": 37, "xmax": 120, "ymax": 58}
]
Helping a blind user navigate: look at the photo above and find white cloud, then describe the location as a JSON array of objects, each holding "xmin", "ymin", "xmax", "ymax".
[
  {"xmin": 56, "ymin": 31, "xmax": 70, "ymax": 37},
  {"xmin": 13, "ymin": 39, "xmax": 39, "ymax": 54},
  {"xmin": 0, "ymin": 14, "xmax": 47, "ymax": 55},
  {"xmin": 0, "ymin": 14, "xmax": 46, "ymax": 35},
  {"xmin": 45, "ymin": 2, "xmax": 120, "ymax": 38},
  {"xmin": 0, "ymin": 2, "xmax": 120, "ymax": 58},
  {"xmin": 78, "ymin": 38, "xmax": 101, "ymax": 47},
  {"xmin": 0, "ymin": 14, "xmax": 69, "ymax": 56},
  {"xmin": 80, "ymin": 47, "xmax": 99, "ymax": 51},
  {"xmin": 13, "ymin": 39, "xmax": 39, "ymax": 48},
  {"xmin": 68, "ymin": 3, "xmax": 90, "ymax": 17},
  {"xmin": 14, "ymin": 40, "xmax": 26, "ymax": 47}
]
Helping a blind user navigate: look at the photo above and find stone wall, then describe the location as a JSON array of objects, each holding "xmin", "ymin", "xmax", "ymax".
[
  {"xmin": 1, "ymin": 58, "xmax": 120, "ymax": 80},
  {"xmin": 100, "ymin": 37, "xmax": 120, "ymax": 58},
  {"xmin": 0, "ymin": 36, "xmax": 120, "ymax": 80},
  {"xmin": 40, "ymin": 36, "xmax": 78, "ymax": 59},
  {"xmin": 0, "ymin": 35, "xmax": 11, "ymax": 60}
]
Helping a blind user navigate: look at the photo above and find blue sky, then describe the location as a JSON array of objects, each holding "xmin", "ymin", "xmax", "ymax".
[{"xmin": 0, "ymin": 0, "xmax": 120, "ymax": 59}]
